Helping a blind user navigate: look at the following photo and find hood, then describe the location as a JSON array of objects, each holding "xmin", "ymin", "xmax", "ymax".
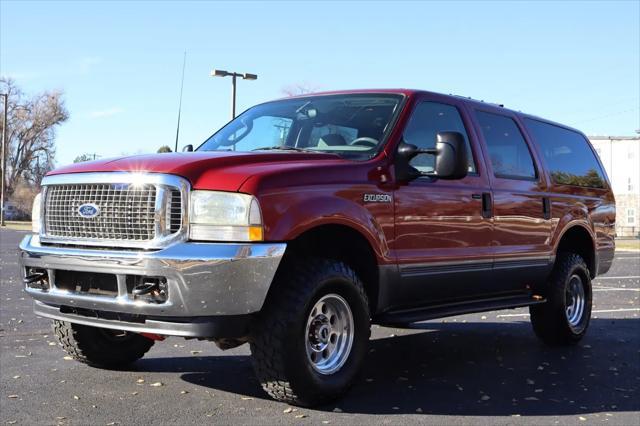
[{"xmin": 48, "ymin": 151, "xmax": 345, "ymax": 192}]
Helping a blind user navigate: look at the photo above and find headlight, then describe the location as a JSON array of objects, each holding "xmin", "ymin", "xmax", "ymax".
[
  {"xmin": 31, "ymin": 192, "xmax": 42, "ymax": 234},
  {"xmin": 189, "ymin": 191, "xmax": 263, "ymax": 242}
]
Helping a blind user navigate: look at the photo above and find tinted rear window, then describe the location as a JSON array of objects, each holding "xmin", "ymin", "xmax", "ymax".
[
  {"xmin": 475, "ymin": 111, "xmax": 536, "ymax": 179},
  {"xmin": 524, "ymin": 119, "xmax": 605, "ymax": 188}
]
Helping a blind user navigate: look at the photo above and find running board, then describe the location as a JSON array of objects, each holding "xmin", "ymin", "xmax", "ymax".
[{"xmin": 375, "ymin": 295, "xmax": 546, "ymax": 326}]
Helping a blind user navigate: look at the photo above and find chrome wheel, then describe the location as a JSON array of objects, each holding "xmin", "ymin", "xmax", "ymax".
[
  {"xmin": 305, "ymin": 294, "xmax": 354, "ymax": 375},
  {"xmin": 565, "ymin": 274, "xmax": 585, "ymax": 327}
]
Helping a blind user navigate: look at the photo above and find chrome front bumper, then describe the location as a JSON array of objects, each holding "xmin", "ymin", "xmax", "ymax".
[{"xmin": 19, "ymin": 235, "xmax": 286, "ymax": 336}]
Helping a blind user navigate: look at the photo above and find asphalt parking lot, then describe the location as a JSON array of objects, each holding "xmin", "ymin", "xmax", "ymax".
[{"xmin": 1, "ymin": 228, "xmax": 638, "ymax": 425}]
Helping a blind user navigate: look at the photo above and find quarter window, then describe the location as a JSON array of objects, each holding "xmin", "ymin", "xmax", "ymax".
[
  {"xmin": 475, "ymin": 111, "xmax": 536, "ymax": 179},
  {"xmin": 523, "ymin": 119, "xmax": 606, "ymax": 188},
  {"xmin": 403, "ymin": 102, "xmax": 476, "ymax": 173}
]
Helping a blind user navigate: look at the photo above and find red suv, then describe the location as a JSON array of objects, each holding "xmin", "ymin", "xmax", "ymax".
[{"xmin": 20, "ymin": 89, "xmax": 615, "ymax": 406}]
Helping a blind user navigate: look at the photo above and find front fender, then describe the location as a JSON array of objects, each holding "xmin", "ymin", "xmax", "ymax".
[{"xmin": 258, "ymin": 189, "xmax": 393, "ymax": 263}]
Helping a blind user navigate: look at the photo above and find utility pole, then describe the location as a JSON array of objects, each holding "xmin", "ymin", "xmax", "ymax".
[
  {"xmin": 1, "ymin": 93, "xmax": 7, "ymax": 226},
  {"xmin": 210, "ymin": 70, "xmax": 257, "ymax": 119}
]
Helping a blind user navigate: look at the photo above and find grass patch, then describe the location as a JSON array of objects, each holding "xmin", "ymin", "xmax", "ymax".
[
  {"xmin": 616, "ymin": 239, "xmax": 640, "ymax": 251},
  {"xmin": 2, "ymin": 221, "xmax": 32, "ymax": 231}
]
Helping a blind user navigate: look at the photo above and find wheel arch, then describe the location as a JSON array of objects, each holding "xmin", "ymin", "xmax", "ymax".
[
  {"xmin": 276, "ymin": 223, "xmax": 381, "ymax": 314},
  {"xmin": 554, "ymin": 223, "xmax": 597, "ymax": 277}
]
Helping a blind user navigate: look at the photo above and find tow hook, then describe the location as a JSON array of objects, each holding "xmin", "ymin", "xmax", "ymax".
[
  {"xmin": 140, "ymin": 332, "xmax": 166, "ymax": 341},
  {"xmin": 23, "ymin": 270, "xmax": 49, "ymax": 290},
  {"xmin": 132, "ymin": 279, "xmax": 168, "ymax": 303}
]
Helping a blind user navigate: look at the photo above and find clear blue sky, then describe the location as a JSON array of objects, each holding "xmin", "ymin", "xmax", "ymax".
[{"xmin": 1, "ymin": 0, "xmax": 638, "ymax": 166}]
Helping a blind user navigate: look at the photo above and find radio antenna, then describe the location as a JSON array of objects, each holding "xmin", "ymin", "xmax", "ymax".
[{"xmin": 174, "ymin": 50, "xmax": 187, "ymax": 152}]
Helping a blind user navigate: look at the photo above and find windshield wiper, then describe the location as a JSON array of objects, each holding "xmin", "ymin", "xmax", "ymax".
[{"xmin": 252, "ymin": 146, "xmax": 315, "ymax": 152}]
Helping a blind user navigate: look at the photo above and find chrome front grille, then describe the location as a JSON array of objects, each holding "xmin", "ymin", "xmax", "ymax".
[
  {"xmin": 45, "ymin": 183, "xmax": 157, "ymax": 241},
  {"xmin": 39, "ymin": 173, "xmax": 189, "ymax": 249},
  {"xmin": 168, "ymin": 190, "xmax": 182, "ymax": 233}
]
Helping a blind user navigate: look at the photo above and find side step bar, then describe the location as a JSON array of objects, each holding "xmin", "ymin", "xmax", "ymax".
[{"xmin": 375, "ymin": 294, "xmax": 546, "ymax": 326}]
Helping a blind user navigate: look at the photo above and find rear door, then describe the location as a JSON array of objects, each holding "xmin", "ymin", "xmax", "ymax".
[
  {"xmin": 391, "ymin": 95, "xmax": 495, "ymax": 309},
  {"xmin": 469, "ymin": 108, "xmax": 555, "ymax": 292}
]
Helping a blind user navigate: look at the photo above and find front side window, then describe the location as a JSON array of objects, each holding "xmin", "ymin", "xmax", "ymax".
[
  {"xmin": 198, "ymin": 94, "xmax": 403, "ymax": 160},
  {"xmin": 402, "ymin": 102, "xmax": 476, "ymax": 173},
  {"xmin": 476, "ymin": 111, "xmax": 536, "ymax": 179},
  {"xmin": 524, "ymin": 118, "xmax": 605, "ymax": 188}
]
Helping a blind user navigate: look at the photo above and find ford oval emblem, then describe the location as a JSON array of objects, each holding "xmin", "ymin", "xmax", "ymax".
[{"xmin": 78, "ymin": 203, "xmax": 100, "ymax": 218}]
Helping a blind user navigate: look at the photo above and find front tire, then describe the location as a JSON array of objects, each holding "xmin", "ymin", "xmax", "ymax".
[
  {"xmin": 249, "ymin": 258, "xmax": 370, "ymax": 407},
  {"xmin": 53, "ymin": 320, "xmax": 155, "ymax": 368},
  {"xmin": 530, "ymin": 253, "xmax": 592, "ymax": 345}
]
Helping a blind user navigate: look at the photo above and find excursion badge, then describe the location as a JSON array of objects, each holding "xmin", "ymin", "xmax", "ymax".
[{"xmin": 363, "ymin": 193, "xmax": 392, "ymax": 203}]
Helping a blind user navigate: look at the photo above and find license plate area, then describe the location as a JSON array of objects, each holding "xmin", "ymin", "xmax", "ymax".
[{"xmin": 55, "ymin": 270, "xmax": 118, "ymax": 297}]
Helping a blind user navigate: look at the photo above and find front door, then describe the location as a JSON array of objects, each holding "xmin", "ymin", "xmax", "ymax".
[{"xmin": 391, "ymin": 96, "xmax": 494, "ymax": 310}]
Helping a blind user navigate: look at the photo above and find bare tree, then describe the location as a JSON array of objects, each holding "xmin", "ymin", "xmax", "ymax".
[
  {"xmin": 0, "ymin": 78, "xmax": 68, "ymax": 195},
  {"xmin": 73, "ymin": 154, "xmax": 95, "ymax": 163},
  {"xmin": 281, "ymin": 82, "xmax": 322, "ymax": 97},
  {"xmin": 10, "ymin": 178, "xmax": 39, "ymax": 217},
  {"xmin": 157, "ymin": 145, "xmax": 172, "ymax": 153}
]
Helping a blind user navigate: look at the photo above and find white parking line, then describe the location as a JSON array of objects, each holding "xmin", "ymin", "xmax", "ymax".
[
  {"xmin": 596, "ymin": 276, "xmax": 640, "ymax": 280},
  {"xmin": 593, "ymin": 287, "xmax": 640, "ymax": 292},
  {"xmin": 496, "ymin": 308, "xmax": 640, "ymax": 318}
]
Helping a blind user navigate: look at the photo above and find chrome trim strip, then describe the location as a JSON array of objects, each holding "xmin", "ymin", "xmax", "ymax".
[
  {"xmin": 42, "ymin": 172, "xmax": 185, "ymax": 186},
  {"xmin": 39, "ymin": 172, "xmax": 190, "ymax": 249},
  {"xmin": 399, "ymin": 256, "xmax": 554, "ymax": 277},
  {"xmin": 20, "ymin": 234, "xmax": 287, "ymax": 316}
]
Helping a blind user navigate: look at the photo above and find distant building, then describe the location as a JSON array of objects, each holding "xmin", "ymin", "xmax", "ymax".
[{"xmin": 589, "ymin": 136, "xmax": 640, "ymax": 237}]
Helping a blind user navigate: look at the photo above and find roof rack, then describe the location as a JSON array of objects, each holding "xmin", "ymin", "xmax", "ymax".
[{"xmin": 450, "ymin": 94, "xmax": 504, "ymax": 108}]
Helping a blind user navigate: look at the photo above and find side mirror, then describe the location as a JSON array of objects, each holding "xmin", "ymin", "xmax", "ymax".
[
  {"xmin": 182, "ymin": 144, "xmax": 193, "ymax": 152},
  {"xmin": 396, "ymin": 131, "xmax": 468, "ymax": 181},
  {"xmin": 433, "ymin": 132, "xmax": 469, "ymax": 179}
]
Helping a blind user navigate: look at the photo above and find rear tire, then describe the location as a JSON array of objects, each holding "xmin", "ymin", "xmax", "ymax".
[
  {"xmin": 52, "ymin": 320, "xmax": 154, "ymax": 368},
  {"xmin": 530, "ymin": 253, "xmax": 592, "ymax": 345},
  {"xmin": 249, "ymin": 258, "xmax": 370, "ymax": 407}
]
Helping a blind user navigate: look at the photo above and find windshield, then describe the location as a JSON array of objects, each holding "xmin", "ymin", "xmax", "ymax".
[{"xmin": 197, "ymin": 94, "xmax": 404, "ymax": 159}]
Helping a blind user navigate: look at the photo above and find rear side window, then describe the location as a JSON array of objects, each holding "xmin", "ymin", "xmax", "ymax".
[
  {"xmin": 524, "ymin": 119, "xmax": 605, "ymax": 188},
  {"xmin": 475, "ymin": 111, "xmax": 536, "ymax": 179}
]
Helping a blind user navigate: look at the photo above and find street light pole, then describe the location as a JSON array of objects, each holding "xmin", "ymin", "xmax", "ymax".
[
  {"xmin": 210, "ymin": 70, "xmax": 257, "ymax": 119},
  {"xmin": 0, "ymin": 93, "xmax": 7, "ymax": 227},
  {"xmin": 231, "ymin": 73, "xmax": 237, "ymax": 119}
]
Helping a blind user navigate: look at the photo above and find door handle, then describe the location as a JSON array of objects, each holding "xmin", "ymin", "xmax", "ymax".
[
  {"xmin": 473, "ymin": 193, "xmax": 492, "ymax": 218},
  {"xmin": 482, "ymin": 193, "xmax": 492, "ymax": 219},
  {"xmin": 543, "ymin": 197, "xmax": 551, "ymax": 220}
]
